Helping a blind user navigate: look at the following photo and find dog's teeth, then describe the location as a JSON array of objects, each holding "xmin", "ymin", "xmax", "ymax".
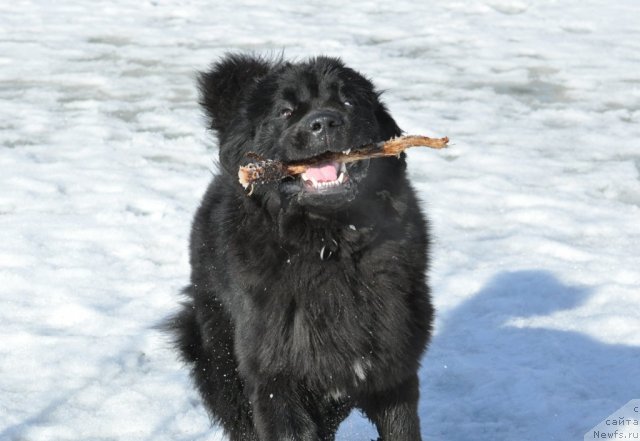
[
  {"xmin": 306, "ymin": 174, "xmax": 347, "ymax": 191},
  {"xmin": 340, "ymin": 162, "xmax": 347, "ymax": 173}
]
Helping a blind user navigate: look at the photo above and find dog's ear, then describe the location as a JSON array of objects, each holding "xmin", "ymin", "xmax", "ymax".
[
  {"xmin": 375, "ymin": 100, "xmax": 402, "ymax": 140},
  {"xmin": 198, "ymin": 54, "xmax": 271, "ymax": 133}
]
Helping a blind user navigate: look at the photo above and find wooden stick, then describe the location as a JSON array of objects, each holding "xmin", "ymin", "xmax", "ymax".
[{"xmin": 238, "ymin": 135, "xmax": 449, "ymax": 189}]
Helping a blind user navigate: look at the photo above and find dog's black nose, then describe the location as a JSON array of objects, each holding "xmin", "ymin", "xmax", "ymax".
[{"xmin": 307, "ymin": 111, "xmax": 344, "ymax": 136}]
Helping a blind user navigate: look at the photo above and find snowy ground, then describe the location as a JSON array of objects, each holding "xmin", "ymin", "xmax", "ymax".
[{"xmin": 1, "ymin": 1, "xmax": 639, "ymax": 440}]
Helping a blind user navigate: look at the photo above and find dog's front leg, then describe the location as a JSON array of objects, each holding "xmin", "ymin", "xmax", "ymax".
[
  {"xmin": 250, "ymin": 377, "xmax": 320, "ymax": 441},
  {"xmin": 361, "ymin": 374, "xmax": 423, "ymax": 441}
]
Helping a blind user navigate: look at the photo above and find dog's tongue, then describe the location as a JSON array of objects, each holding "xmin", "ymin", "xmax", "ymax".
[{"xmin": 304, "ymin": 162, "xmax": 339, "ymax": 182}]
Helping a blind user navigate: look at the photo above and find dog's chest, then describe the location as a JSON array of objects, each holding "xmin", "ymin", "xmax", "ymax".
[{"xmin": 241, "ymin": 234, "xmax": 411, "ymax": 386}]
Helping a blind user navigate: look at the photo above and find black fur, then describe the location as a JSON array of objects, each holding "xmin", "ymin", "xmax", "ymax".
[{"xmin": 166, "ymin": 54, "xmax": 434, "ymax": 441}]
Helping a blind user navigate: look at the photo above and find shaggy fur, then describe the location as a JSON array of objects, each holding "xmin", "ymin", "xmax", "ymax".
[{"xmin": 166, "ymin": 54, "xmax": 434, "ymax": 441}]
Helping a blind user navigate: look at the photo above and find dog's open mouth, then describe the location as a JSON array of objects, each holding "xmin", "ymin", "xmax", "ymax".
[
  {"xmin": 294, "ymin": 158, "xmax": 369, "ymax": 209},
  {"xmin": 278, "ymin": 157, "xmax": 369, "ymax": 207},
  {"xmin": 300, "ymin": 161, "xmax": 348, "ymax": 192},
  {"xmin": 298, "ymin": 157, "xmax": 370, "ymax": 196}
]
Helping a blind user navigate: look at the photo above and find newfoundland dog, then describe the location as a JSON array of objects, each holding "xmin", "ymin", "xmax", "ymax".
[{"xmin": 167, "ymin": 54, "xmax": 433, "ymax": 441}]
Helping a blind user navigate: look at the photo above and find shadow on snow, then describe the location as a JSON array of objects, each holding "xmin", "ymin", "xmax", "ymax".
[{"xmin": 420, "ymin": 270, "xmax": 640, "ymax": 441}]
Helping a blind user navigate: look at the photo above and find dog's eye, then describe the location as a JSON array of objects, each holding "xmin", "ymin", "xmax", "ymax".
[
  {"xmin": 343, "ymin": 100, "xmax": 353, "ymax": 107},
  {"xmin": 279, "ymin": 108, "xmax": 293, "ymax": 119}
]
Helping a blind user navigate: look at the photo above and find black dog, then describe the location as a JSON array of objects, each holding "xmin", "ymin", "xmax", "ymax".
[{"xmin": 167, "ymin": 54, "xmax": 434, "ymax": 441}]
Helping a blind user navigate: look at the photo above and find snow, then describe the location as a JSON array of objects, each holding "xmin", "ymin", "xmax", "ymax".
[{"xmin": 1, "ymin": 0, "xmax": 639, "ymax": 440}]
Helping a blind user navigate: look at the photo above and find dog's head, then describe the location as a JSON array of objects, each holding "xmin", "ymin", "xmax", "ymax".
[{"xmin": 199, "ymin": 54, "xmax": 402, "ymax": 211}]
